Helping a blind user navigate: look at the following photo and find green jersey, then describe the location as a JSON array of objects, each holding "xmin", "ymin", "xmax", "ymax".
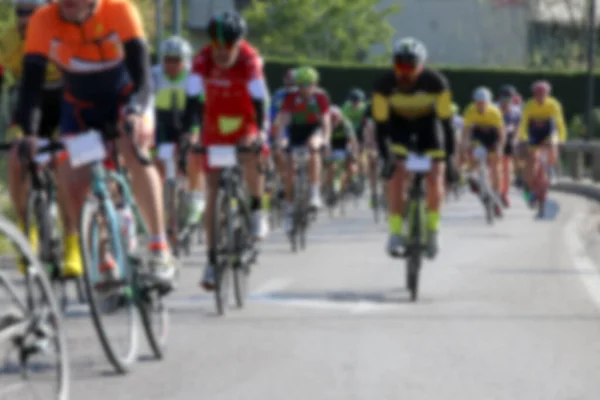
[{"xmin": 342, "ymin": 101, "xmax": 367, "ymax": 131}]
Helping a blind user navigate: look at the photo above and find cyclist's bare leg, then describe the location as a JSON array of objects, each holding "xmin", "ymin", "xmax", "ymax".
[
  {"xmin": 116, "ymin": 127, "xmax": 165, "ymax": 240},
  {"xmin": 308, "ymin": 134, "xmax": 323, "ymax": 186},
  {"xmin": 8, "ymin": 149, "xmax": 28, "ymax": 224},
  {"xmin": 325, "ymin": 161, "xmax": 335, "ymax": 189},
  {"xmin": 488, "ymin": 153, "xmax": 501, "ymax": 193},
  {"xmin": 54, "ymin": 162, "xmax": 91, "ymax": 234},
  {"xmin": 387, "ymin": 160, "xmax": 406, "ymax": 221},
  {"xmin": 187, "ymin": 135, "xmax": 205, "ymax": 193},
  {"xmin": 204, "ymin": 170, "xmax": 221, "ymax": 251},
  {"xmin": 501, "ymin": 155, "xmax": 511, "ymax": 196},
  {"xmin": 426, "ymin": 161, "xmax": 444, "ymax": 227},
  {"xmin": 524, "ymin": 146, "xmax": 537, "ymax": 193}
]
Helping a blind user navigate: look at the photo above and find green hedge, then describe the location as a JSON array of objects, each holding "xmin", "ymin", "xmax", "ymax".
[{"xmin": 264, "ymin": 59, "xmax": 595, "ymax": 122}]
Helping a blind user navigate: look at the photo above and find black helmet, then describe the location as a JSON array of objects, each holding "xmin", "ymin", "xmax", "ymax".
[
  {"xmin": 392, "ymin": 37, "xmax": 428, "ymax": 65},
  {"xmin": 498, "ymin": 84, "xmax": 517, "ymax": 100},
  {"xmin": 207, "ymin": 11, "xmax": 247, "ymax": 44},
  {"xmin": 348, "ymin": 88, "xmax": 365, "ymax": 103}
]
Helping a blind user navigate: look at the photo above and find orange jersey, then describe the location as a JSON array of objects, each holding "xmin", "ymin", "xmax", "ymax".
[{"xmin": 24, "ymin": 0, "xmax": 145, "ymax": 102}]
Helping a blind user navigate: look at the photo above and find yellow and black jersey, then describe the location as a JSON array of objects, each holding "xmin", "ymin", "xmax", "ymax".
[{"xmin": 371, "ymin": 68, "xmax": 452, "ymax": 122}]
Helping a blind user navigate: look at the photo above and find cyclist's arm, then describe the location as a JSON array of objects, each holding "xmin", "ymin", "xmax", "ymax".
[
  {"xmin": 182, "ymin": 73, "xmax": 203, "ymax": 133},
  {"xmin": 517, "ymin": 102, "xmax": 530, "ymax": 142},
  {"xmin": 372, "ymin": 91, "xmax": 390, "ymax": 160},
  {"xmin": 15, "ymin": 11, "xmax": 49, "ymax": 136},
  {"xmin": 552, "ymin": 99, "xmax": 567, "ymax": 142},
  {"xmin": 274, "ymin": 93, "xmax": 293, "ymax": 140},
  {"xmin": 433, "ymin": 74, "xmax": 454, "ymax": 157},
  {"xmin": 249, "ymin": 76, "xmax": 270, "ymax": 135},
  {"xmin": 117, "ymin": 1, "xmax": 152, "ymax": 114},
  {"xmin": 317, "ymin": 91, "xmax": 331, "ymax": 142}
]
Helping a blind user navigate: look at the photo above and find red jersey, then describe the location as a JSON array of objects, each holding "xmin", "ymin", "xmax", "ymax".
[
  {"xmin": 281, "ymin": 88, "xmax": 330, "ymax": 126},
  {"xmin": 192, "ymin": 41, "xmax": 263, "ymax": 139}
]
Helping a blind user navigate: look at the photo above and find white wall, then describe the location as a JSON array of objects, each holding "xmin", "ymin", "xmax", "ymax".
[{"xmin": 376, "ymin": 0, "xmax": 530, "ymax": 66}]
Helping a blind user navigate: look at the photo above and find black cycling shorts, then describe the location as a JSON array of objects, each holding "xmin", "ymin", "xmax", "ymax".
[
  {"xmin": 388, "ymin": 115, "xmax": 445, "ymax": 159},
  {"xmin": 527, "ymin": 120, "xmax": 554, "ymax": 147},
  {"xmin": 155, "ymin": 109, "xmax": 184, "ymax": 144},
  {"xmin": 471, "ymin": 127, "xmax": 499, "ymax": 152},
  {"xmin": 288, "ymin": 123, "xmax": 320, "ymax": 148}
]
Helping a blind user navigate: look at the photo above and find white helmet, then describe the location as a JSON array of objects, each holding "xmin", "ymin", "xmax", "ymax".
[{"xmin": 160, "ymin": 36, "xmax": 192, "ymax": 61}]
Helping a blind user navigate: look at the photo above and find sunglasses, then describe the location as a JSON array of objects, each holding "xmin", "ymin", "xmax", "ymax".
[
  {"xmin": 394, "ymin": 62, "xmax": 417, "ymax": 74},
  {"xmin": 163, "ymin": 56, "xmax": 182, "ymax": 64},
  {"xmin": 210, "ymin": 40, "xmax": 236, "ymax": 50}
]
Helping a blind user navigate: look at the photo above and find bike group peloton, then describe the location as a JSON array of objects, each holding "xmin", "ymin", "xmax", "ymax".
[{"xmin": 0, "ymin": 0, "xmax": 568, "ymax": 386}]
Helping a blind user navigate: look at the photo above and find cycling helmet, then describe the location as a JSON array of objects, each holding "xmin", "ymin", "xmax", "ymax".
[
  {"xmin": 392, "ymin": 37, "xmax": 428, "ymax": 65},
  {"xmin": 532, "ymin": 80, "xmax": 551, "ymax": 94},
  {"xmin": 284, "ymin": 68, "xmax": 296, "ymax": 86},
  {"xmin": 473, "ymin": 86, "xmax": 492, "ymax": 102},
  {"xmin": 160, "ymin": 36, "xmax": 192, "ymax": 60},
  {"xmin": 295, "ymin": 66, "xmax": 319, "ymax": 86},
  {"xmin": 498, "ymin": 84, "xmax": 517, "ymax": 99},
  {"xmin": 329, "ymin": 105, "xmax": 343, "ymax": 125},
  {"xmin": 207, "ymin": 11, "xmax": 247, "ymax": 44},
  {"xmin": 348, "ymin": 88, "xmax": 366, "ymax": 103}
]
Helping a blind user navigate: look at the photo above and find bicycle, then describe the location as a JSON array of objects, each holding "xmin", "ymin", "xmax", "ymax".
[
  {"xmin": 191, "ymin": 144, "xmax": 259, "ymax": 316},
  {"xmin": 287, "ymin": 146, "xmax": 316, "ymax": 252},
  {"xmin": 157, "ymin": 138, "xmax": 197, "ymax": 258},
  {"xmin": 37, "ymin": 127, "xmax": 170, "ymax": 373},
  {"xmin": 0, "ymin": 141, "xmax": 87, "ymax": 313},
  {"xmin": 0, "ymin": 215, "xmax": 69, "ymax": 399},
  {"xmin": 324, "ymin": 149, "xmax": 349, "ymax": 218},
  {"xmin": 385, "ymin": 151, "xmax": 432, "ymax": 302},
  {"xmin": 531, "ymin": 144, "xmax": 552, "ymax": 219},
  {"xmin": 472, "ymin": 145, "xmax": 504, "ymax": 225}
]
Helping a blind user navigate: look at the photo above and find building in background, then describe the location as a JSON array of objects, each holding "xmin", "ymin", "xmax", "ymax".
[{"xmin": 376, "ymin": 0, "xmax": 598, "ymax": 67}]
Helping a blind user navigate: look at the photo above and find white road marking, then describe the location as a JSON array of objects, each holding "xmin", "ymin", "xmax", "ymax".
[
  {"xmin": 251, "ymin": 278, "xmax": 293, "ymax": 295},
  {"xmin": 564, "ymin": 212, "xmax": 600, "ymax": 308}
]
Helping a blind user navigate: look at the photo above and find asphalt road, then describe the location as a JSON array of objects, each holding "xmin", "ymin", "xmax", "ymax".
[{"xmin": 9, "ymin": 189, "xmax": 600, "ymax": 399}]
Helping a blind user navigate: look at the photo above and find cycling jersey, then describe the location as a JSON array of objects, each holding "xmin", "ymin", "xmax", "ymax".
[
  {"xmin": 330, "ymin": 116, "xmax": 355, "ymax": 150},
  {"xmin": 372, "ymin": 68, "xmax": 454, "ymax": 159},
  {"xmin": 17, "ymin": 0, "xmax": 153, "ymax": 136},
  {"xmin": 342, "ymin": 101, "xmax": 367, "ymax": 131},
  {"xmin": 152, "ymin": 65, "xmax": 202, "ymax": 143},
  {"xmin": 190, "ymin": 40, "xmax": 268, "ymax": 169},
  {"xmin": 280, "ymin": 88, "xmax": 330, "ymax": 147},
  {"xmin": 518, "ymin": 96, "xmax": 566, "ymax": 144},
  {"xmin": 463, "ymin": 102, "xmax": 504, "ymax": 151},
  {"xmin": 0, "ymin": 25, "xmax": 61, "ymax": 88}
]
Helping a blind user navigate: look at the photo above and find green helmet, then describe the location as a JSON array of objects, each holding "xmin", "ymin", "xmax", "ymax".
[{"xmin": 295, "ymin": 66, "xmax": 319, "ymax": 86}]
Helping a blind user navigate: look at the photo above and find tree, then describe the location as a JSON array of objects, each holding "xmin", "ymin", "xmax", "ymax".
[{"xmin": 242, "ymin": 0, "xmax": 400, "ymax": 63}]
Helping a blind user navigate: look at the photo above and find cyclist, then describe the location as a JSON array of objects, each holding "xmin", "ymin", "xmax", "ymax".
[
  {"xmin": 2, "ymin": 0, "xmax": 66, "ymax": 273},
  {"xmin": 342, "ymin": 88, "xmax": 368, "ymax": 193},
  {"xmin": 496, "ymin": 84, "xmax": 521, "ymax": 207},
  {"xmin": 152, "ymin": 35, "xmax": 205, "ymax": 225},
  {"xmin": 13, "ymin": 0, "xmax": 176, "ymax": 290},
  {"xmin": 273, "ymin": 65, "xmax": 331, "ymax": 232},
  {"xmin": 324, "ymin": 105, "xmax": 358, "ymax": 203},
  {"xmin": 461, "ymin": 87, "xmax": 505, "ymax": 215},
  {"xmin": 190, "ymin": 11, "xmax": 270, "ymax": 290},
  {"xmin": 372, "ymin": 37, "xmax": 456, "ymax": 258},
  {"xmin": 518, "ymin": 80, "xmax": 566, "ymax": 205},
  {"xmin": 269, "ymin": 68, "xmax": 296, "ymax": 198}
]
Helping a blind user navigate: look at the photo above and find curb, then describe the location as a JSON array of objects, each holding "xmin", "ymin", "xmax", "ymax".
[{"xmin": 551, "ymin": 180, "xmax": 600, "ymax": 203}]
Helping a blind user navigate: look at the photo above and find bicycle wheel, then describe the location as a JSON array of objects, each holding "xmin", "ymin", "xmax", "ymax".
[
  {"xmin": 485, "ymin": 196, "xmax": 494, "ymax": 225},
  {"xmin": 176, "ymin": 186, "xmax": 191, "ymax": 256},
  {"xmin": 0, "ymin": 216, "xmax": 69, "ymax": 400},
  {"xmin": 137, "ymin": 274, "xmax": 169, "ymax": 360},
  {"xmin": 405, "ymin": 199, "xmax": 422, "ymax": 302},
  {"xmin": 79, "ymin": 199, "xmax": 139, "ymax": 374},
  {"xmin": 165, "ymin": 181, "xmax": 180, "ymax": 258},
  {"xmin": 232, "ymin": 197, "xmax": 252, "ymax": 309},
  {"xmin": 213, "ymin": 191, "xmax": 232, "ymax": 316}
]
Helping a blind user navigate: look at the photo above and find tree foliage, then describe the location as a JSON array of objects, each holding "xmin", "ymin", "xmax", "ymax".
[{"xmin": 242, "ymin": 0, "xmax": 400, "ymax": 63}]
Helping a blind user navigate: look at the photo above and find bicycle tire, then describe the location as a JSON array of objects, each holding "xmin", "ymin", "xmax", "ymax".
[
  {"xmin": 138, "ymin": 277, "xmax": 169, "ymax": 359},
  {"xmin": 485, "ymin": 197, "xmax": 494, "ymax": 225},
  {"xmin": 213, "ymin": 191, "xmax": 232, "ymax": 316},
  {"xmin": 406, "ymin": 198, "xmax": 423, "ymax": 301},
  {"xmin": 176, "ymin": 186, "xmax": 192, "ymax": 256},
  {"xmin": 165, "ymin": 180, "xmax": 180, "ymax": 258},
  {"xmin": 233, "ymin": 196, "xmax": 252, "ymax": 309},
  {"xmin": 0, "ymin": 216, "xmax": 70, "ymax": 400},
  {"xmin": 79, "ymin": 199, "xmax": 139, "ymax": 374}
]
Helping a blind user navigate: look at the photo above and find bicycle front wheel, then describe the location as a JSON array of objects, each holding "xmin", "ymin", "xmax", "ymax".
[
  {"xmin": 79, "ymin": 199, "xmax": 139, "ymax": 374},
  {"xmin": 213, "ymin": 192, "xmax": 232, "ymax": 316},
  {"xmin": 0, "ymin": 216, "xmax": 70, "ymax": 400}
]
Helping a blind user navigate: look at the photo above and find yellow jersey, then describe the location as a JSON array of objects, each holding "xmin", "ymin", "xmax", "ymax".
[
  {"xmin": 462, "ymin": 103, "xmax": 504, "ymax": 131},
  {"xmin": 0, "ymin": 25, "xmax": 61, "ymax": 87},
  {"xmin": 518, "ymin": 96, "xmax": 566, "ymax": 142}
]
